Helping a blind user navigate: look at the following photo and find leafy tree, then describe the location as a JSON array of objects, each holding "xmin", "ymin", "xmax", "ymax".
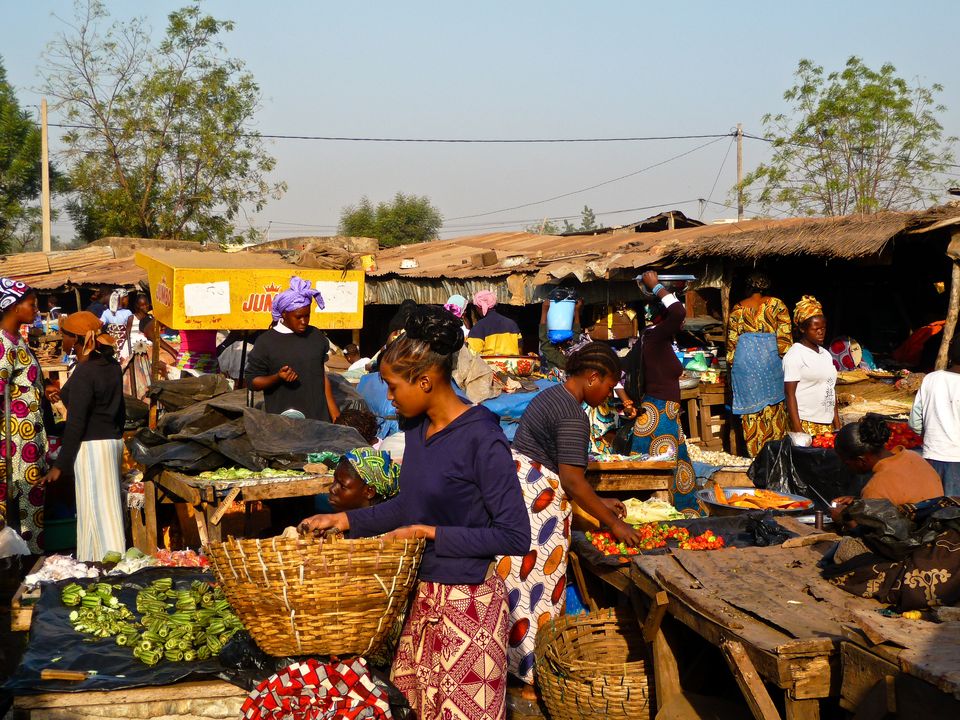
[
  {"xmin": 742, "ymin": 56, "xmax": 956, "ymax": 216},
  {"xmin": 526, "ymin": 218, "xmax": 562, "ymax": 235},
  {"xmin": 562, "ymin": 205, "xmax": 599, "ymax": 233},
  {"xmin": 339, "ymin": 192, "xmax": 442, "ymax": 248},
  {"xmin": 0, "ymin": 58, "xmax": 43, "ymax": 253},
  {"xmin": 43, "ymin": 1, "xmax": 285, "ymax": 244}
]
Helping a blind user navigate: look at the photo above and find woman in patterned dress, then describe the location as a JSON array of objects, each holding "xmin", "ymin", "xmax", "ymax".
[
  {"xmin": 0, "ymin": 279, "xmax": 48, "ymax": 553},
  {"xmin": 727, "ymin": 273, "xmax": 792, "ymax": 456},
  {"xmin": 624, "ymin": 271, "xmax": 700, "ymax": 515},
  {"xmin": 506, "ymin": 342, "xmax": 640, "ymax": 684}
]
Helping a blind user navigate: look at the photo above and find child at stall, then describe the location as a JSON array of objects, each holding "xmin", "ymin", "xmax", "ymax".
[
  {"xmin": 299, "ymin": 305, "xmax": 529, "ymax": 720},
  {"xmin": 506, "ymin": 341, "xmax": 641, "ymax": 684}
]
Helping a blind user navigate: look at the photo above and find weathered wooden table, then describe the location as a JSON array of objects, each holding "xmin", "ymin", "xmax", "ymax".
[
  {"xmin": 577, "ymin": 517, "xmax": 886, "ymax": 720},
  {"xmin": 839, "ymin": 609, "xmax": 960, "ymax": 718},
  {"xmin": 585, "ymin": 460, "xmax": 674, "ymax": 498},
  {"xmin": 130, "ymin": 470, "xmax": 333, "ymax": 552},
  {"xmin": 13, "ymin": 679, "xmax": 246, "ymax": 719}
]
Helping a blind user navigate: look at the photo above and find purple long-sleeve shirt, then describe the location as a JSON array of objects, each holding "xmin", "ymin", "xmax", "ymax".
[{"xmin": 347, "ymin": 405, "xmax": 530, "ymax": 585}]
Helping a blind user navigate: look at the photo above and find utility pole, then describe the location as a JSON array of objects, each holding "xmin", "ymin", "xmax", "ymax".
[
  {"xmin": 736, "ymin": 123, "xmax": 744, "ymax": 222},
  {"xmin": 41, "ymin": 98, "xmax": 51, "ymax": 253}
]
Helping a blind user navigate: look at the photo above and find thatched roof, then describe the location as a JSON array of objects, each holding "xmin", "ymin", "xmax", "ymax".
[{"xmin": 608, "ymin": 205, "xmax": 960, "ymax": 267}]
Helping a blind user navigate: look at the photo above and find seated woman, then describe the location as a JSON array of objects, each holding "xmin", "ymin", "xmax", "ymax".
[
  {"xmin": 327, "ymin": 448, "xmax": 400, "ymax": 513},
  {"xmin": 831, "ymin": 414, "xmax": 944, "ymax": 523}
]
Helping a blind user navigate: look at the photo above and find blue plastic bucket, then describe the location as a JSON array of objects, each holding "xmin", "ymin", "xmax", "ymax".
[{"xmin": 546, "ymin": 300, "xmax": 575, "ymax": 343}]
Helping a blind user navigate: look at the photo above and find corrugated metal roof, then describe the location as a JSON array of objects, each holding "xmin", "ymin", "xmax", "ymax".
[{"xmin": 22, "ymin": 256, "xmax": 147, "ymax": 290}]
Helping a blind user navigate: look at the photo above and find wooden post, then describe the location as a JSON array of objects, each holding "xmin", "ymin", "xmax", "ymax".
[
  {"xmin": 41, "ymin": 99, "xmax": 51, "ymax": 253},
  {"xmin": 736, "ymin": 123, "xmax": 744, "ymax": 222},
  {"xmin": 935, "ymin": 232, "xmax": 960, "ymax": 370},
  {"xmin": 722, "ymin": 640, "xmax": 782, "ymax": 720}
]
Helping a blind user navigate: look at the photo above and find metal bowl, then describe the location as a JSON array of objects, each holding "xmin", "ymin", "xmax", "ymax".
[{"xmin": 696, "ymin": 486, "xmax": 813, "ymax": 517}]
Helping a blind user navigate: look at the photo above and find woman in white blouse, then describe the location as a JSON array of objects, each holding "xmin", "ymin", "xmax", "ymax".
[{"xmin": 782, "ymin": 295, "xmax": 840, "ymax": 436}]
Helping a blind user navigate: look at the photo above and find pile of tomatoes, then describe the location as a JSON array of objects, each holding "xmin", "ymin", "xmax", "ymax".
[
  {"xmin": 679, "ymin": 530, "xmax": 726, "ymax": 551},
  {"xmin": 585, "ymin": 524, "xmax": 726, "ymax": 556},
  {"xmin": 811, "ymin": 422, "xmax": 920, "ymax": 452}
]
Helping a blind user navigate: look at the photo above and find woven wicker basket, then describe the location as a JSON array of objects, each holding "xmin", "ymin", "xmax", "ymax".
[
  {"xmin": 535, "ymin": 609, "xmax": 653, "ymax": 720},
  {"xmin": 206, "ymin": 534, "xmax": 424, "ymax": 657}
]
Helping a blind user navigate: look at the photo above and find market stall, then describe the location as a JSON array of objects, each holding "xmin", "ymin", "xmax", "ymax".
[
  {"xmin": 572, "ymin": 515, "xmax": 894, "ymax": 719},
  {"xmin": 130, "ymin": 468, "xmax": 334, "ymax": 553},
  {"xmin": 585, "ymin": 460, "xmax": 673, "ymax": 496}
]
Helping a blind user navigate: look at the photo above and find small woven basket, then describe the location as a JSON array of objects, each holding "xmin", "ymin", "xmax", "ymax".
[
  {"xmin": 535, "ymin": 609, "xmax": 653, "ymax": 720},
  {"xmin": 206, "ymin": 533, "xmax": 424, "ymax": 657}
]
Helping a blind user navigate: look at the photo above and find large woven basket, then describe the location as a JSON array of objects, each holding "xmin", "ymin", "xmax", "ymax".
[
  {"xmin": 206, "ymin": 534, "xmax": 424, "ymax": 657},
  {"xmin": 535, "ymin": 609, "xmax": 653, "ymax": 720}
]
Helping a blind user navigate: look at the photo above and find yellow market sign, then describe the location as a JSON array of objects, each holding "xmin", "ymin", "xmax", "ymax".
[{"xmin": 135, "ymin": 250, "xmax": 364, "ymax": 331}]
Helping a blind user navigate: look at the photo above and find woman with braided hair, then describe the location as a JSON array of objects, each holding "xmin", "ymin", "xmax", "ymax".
[
  {"xmin": 300, "ymin": 304, "xmax": 529, "ymax": 720},
  {"xmin": 507, "ymin": 341, "xmax": 641, "ymax": 684}
]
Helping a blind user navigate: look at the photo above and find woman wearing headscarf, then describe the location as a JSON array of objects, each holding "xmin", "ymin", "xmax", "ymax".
[
  {"xmin": 443, "ymin": 294, "xmax": 470, "ymax": 337},
  {"xmin": 41, "ymin": 321, "xmax": 125, "ymax": 562},
  {"xmin": 0, "ymin": 279, "xmax": 48, "ymax": 552},
  {"xmin": 466, "ymin": 289, "xmax": 522, "ymax": 356},
  {"xmin": 783, "ymin": 295, "xmax": 840, "ymax": 436},
  {"xmin": 245, "ymin": 276, "xmax": 339, "ymax": 422},
  {"xmin": 100, "ymin": 289, "xmax": 134, "ymax": 359},
  {"xmin": 727, "ymin": 272, "xmax": 792, "ymax": 456}
]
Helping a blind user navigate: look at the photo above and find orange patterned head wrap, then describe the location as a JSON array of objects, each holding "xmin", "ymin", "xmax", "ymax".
[{"xmin": 793, "ymin": 295, "xmax": 824, "ymax": 327}]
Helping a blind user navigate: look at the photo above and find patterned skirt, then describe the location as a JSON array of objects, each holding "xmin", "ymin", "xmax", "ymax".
[
  {"xmin": 175, "ymin": 350, "xmax": 219, "ymax": 375},
  {"xmin": 741, "ymin": 402, "xmax": 788, "ymax": 457},
  {"xmin": 496, "ymin": 452, "xmax": 570, "ymax": 684},
  {"xmin": 629, "ymin": 396, "xmax": 700, "ymax": 515},
  {"xmin": 800, "ymin": 420, "xmax": 833, "ymax": 437},
  {"xmin": 391, "ymin": 572, "xmax": 509, "ymax": 720}
]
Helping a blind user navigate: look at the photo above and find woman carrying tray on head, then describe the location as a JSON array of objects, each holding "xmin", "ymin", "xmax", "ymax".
[{"xmin": 300, "ymin": 305, "xmax": 530, "ymax": 720}]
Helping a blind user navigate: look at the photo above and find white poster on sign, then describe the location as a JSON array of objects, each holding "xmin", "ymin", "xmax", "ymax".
[
  {"xmin": 183, "ymin": 281, "xmax": 231, "ymax": 317},
  {"xmin": 315, "ymin": 281, "xmax": 359, "ymax": 314}
]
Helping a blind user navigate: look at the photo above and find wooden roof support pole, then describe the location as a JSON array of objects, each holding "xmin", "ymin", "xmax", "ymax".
[{"xmin": 935, "ymin": 231, "xmax": 960, "ymax": 370}]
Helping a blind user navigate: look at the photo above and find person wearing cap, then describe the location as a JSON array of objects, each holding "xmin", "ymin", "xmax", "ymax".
[
  {"xmin": 783, "ymin": 295, "xmax": 840, "ymax": 436},
  {"xmin": 41, "ymin": 313, "xmax": 126, "ymax": 562},
  {"xmin": 466, "ymin": 289, "xmax": 522, "ymax": 356},
  {"xmin": 0, "ymin": 278, "xmax": 49, "ymax": 553},
  {"xmin": 245, "ymin": 276, "xmax": 340, "ymax": 422}
]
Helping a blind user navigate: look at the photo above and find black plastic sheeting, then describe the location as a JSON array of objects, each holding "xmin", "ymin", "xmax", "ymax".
[
  {"xmin": 571, "ymin": 513, "xmax": 799, "ymax": 568},
  {"xmin": 841, "ymin": 497, "xmax": 960, "ymax": 561},
  {"xmin": 130, "ymin": 397, "xmax": 365, "ymax": 474},
  {"xmin": 4, "ymin": 569, "xmax": 226, "ymax": 694},
  {"xmin": 5, "ymin": 568, "xmax": 412, "ymax": 717},
  {"xmin": 748, "ymin": 438, "xmax": 868, "ymax": 509},
  {"xmin": 147, "ymin": 375, "xmax": 234, "ymax": 411}
]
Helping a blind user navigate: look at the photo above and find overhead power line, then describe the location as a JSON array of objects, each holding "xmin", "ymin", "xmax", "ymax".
[{"xmin": 44, "ymin": 121, "xmax": 733, "ymax": 144}]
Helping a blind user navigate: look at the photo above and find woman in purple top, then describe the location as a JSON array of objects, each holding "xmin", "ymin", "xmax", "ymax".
[{"xmin": 300, "ymin": 305, "xmax": 529, "ymax": 720}]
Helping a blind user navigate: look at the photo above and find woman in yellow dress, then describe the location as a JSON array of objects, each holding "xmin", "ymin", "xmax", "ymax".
[{"xmin": 727, "ymin": 273, "xmax": 792, "ymax": 456}]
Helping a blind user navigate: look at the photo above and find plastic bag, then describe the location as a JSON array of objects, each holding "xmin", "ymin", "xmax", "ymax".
[
  {"xmin": 0, "ymin": 526, "xmax": 30, "ymax": 558},
  {"xmin": 548, "ymin": 286, "xmax": 579, "ymax": 303},
  {"xmin": 843, "ymin": 497, "xmax": 960, "ymax": 561},
  {"xmin": 748, "ymin": 438, "xmax": 865, "ymax": 509}
]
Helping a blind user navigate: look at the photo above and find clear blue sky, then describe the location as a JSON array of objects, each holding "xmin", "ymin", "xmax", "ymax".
[{"xmin": 5, "ymin": 1, "xmax": 960, "ymax": 241}]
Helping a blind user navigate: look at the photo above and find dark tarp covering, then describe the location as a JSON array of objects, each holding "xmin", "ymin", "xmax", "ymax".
[
  {"xmin": 748, "ymin": 438, "xmax": 867, "ymax": 509},
  {"xmin": 146, "ymin": 375, "xmax": 233, "ymax": 411},
  {"xmin": 131, "ymin": 396, "xmax": 365, "ymax": 474}
]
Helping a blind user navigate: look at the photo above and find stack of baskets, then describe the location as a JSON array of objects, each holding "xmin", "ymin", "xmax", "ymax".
[
  {"xmin": 535, "ymin": 608, "xmax": 654, "ymax": 720},
  {"xmin": 206, "ymin": 533, "xmax": 424, "ymax": 657}
]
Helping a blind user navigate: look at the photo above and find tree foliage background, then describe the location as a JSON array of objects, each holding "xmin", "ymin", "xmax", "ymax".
[
  {"xmin": 339, "ymin": 192, "xmax": 442, "ymax": 248},
  {"xmin": 742, "ymin": 56, "xmax": 956, "ymax": 216},
  {"xmin": 0, "ymin": 58, "xmax": 45, "ymax": 253},
  {"xmin": 43, "ymin": 1, "xmax": 285, "ymax": 244}
]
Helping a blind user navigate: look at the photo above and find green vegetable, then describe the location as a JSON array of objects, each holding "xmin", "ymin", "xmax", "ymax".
[{"xmin": 102, "ymin": 551, "xmax": 123, "ymax": 564}]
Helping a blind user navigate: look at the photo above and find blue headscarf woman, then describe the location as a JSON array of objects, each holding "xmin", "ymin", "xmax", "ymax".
[{"xmin": 244, "ymin": 276, "xmax": 340, "ymax": 422}]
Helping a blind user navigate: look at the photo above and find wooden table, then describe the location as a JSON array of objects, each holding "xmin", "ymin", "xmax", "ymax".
[
  {"xmin": 131, "ymin": 470, "xmax": 334, "ymax": 552},
  {"xmin": 577, "ymin": 517, "xmax": 885, "ymax": 720},
  {"xmin": 585, "ymin": 460, "xmax": 674, "ymax": 499},
  {"xmin": 10, "ymin": 557, "xmax": 44, "ymax": 632},
  {"xmin": 13, "ymin": 679, "xmax": 245, "ymax": 719},
  {"xmin": 839, "ymin": 610, "xmax": 960, "ymax": 717}
]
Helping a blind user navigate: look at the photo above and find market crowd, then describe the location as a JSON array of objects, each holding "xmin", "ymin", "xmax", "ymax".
[{"xmin": 1, "ymin": 269, "xmax": 959, "ymax": 720}]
